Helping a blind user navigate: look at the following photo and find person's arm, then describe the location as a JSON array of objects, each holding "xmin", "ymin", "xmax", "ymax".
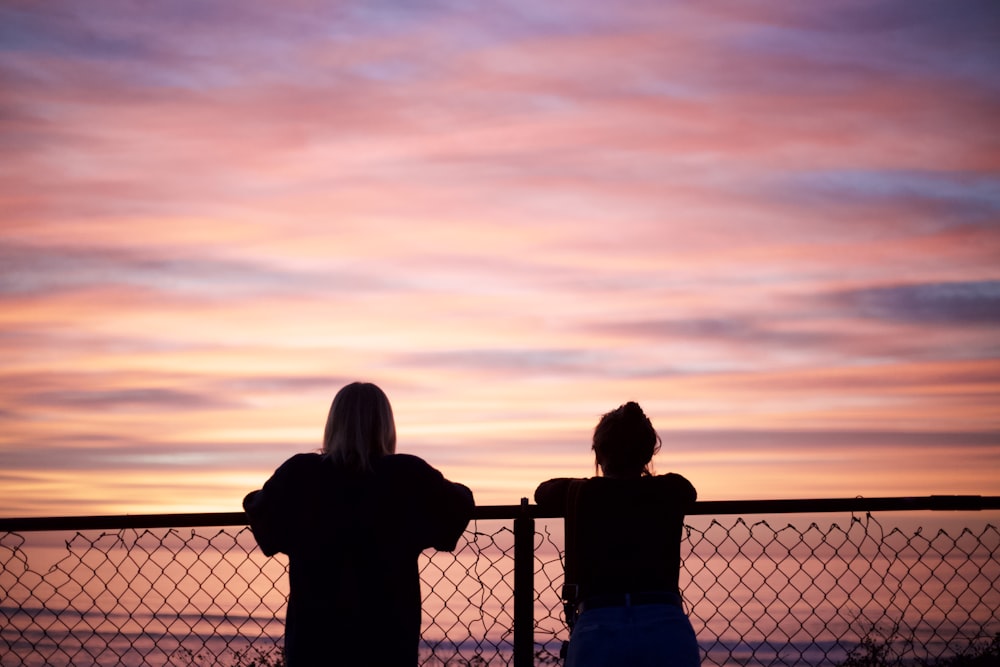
[
  {"xmin": 391, "ymin": 454, "xmax": 475, "ymax": 552},
  {"xmin": 242, "ymin": 490, "xmax": 280, "ymax": 556},
  {"xmin": 243, "ymin": 455, "xmax": 306, "ymax": 557},
  {"xmin": 427, "ymin": 477, "xmax": 475, "ymax": 552},
  {"xmin": 663, "ymin": 472, "xmax": 697, "ymax": 512},
  {"xmin": 534, "ymin": 478, "xmax": 573, "ymax": 512}
]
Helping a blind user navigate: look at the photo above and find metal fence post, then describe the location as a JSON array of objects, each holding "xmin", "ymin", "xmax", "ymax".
[{"xmin": 513, "ymin": 496, "xmax": 534, "ymax": 667}]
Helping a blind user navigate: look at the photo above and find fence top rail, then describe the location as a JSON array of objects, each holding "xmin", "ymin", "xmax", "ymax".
[{"xmin": 0, "ymin": 495, "xmax": 997, "ymax": 532}]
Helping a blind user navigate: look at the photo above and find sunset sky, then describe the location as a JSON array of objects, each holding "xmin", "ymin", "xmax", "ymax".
[{"xmin": 1, "ymin": 1, "xmax": 998, "ymax": 517}]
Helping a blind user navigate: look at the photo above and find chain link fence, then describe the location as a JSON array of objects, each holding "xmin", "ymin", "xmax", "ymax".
[{"xmin": 2, "ymin": 506, "xmax": 998, "ymax": 666}]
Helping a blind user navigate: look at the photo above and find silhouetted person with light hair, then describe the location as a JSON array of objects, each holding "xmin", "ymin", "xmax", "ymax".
[
  {"xmin": 535, "ymin": 401, "xmax": 700, "ymax": 667},
  {"xmin": 244, "ymin": 382, "xmax": 475, "ymax": 666}
]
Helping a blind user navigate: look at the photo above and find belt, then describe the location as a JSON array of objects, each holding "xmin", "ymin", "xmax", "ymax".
[{"xmin": 577, "ymin": 590, "xmax": 682, "ymax": 614}]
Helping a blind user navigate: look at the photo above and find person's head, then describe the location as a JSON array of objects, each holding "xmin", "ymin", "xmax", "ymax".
[
  {"xmin": 322, "ymin": 382, "xmax": 397, "ymax": 471},
  {"xmin": 591, "ymin": 401, "xmax": 661, "ymax": 477}
]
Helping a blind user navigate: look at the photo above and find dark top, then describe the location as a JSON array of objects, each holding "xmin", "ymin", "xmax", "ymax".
[
  {"xmin": 534, "ymin": 473, "xmax": 696, "ymax": 600},
  {"xmin": 243, "ymin": 452, "xmax": 475, "ymax": 666}
]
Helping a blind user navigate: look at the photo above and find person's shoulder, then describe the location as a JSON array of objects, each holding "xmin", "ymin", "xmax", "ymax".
[
  {"xmin": 535, "ymin": 477, "xmax": 579, "ymax": 492},
  {"xmin": 534, "ymin": 477, "xmax": 585, "ymax": 507},
  {"xmin": 281, "ymin": 451, "xmax": 324, "ymax": 470},
  {"xmin": 379, "ymin": 452, "xmax": 432, "ymax": 470},
  {"xmin": 375, "ymin": 454, "xmax": 473, "ymax": 509},
  {"xmin": 269, "ymin": 452, "xmax": 325, "ymax": 484},
  {"xmin": 656, "ymin": 471, "xmax": 692, "ymax": 484},
  {"xmin": 250, "ymin": 452, "xmax": 324, "ymax": 505},
  {"xmin": 376, "ymin": 453, "xmax": 444, "ymax": 482},
  {"xmin": 652, "ymin": 472, "xmax": 697, "ymax": 502},
  {"xmin": 269, "ymin": 451, "xmax": 322, "ymax": 474}
]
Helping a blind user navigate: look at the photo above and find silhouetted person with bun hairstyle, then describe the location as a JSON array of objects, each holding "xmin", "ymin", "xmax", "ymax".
[
  {"xmin": 535, "ymin": 401, "xmax": 700, "ymax": 667},
  {"xmin": 244, "ymin": 382, "xmax": 475, "ymax": 666}
]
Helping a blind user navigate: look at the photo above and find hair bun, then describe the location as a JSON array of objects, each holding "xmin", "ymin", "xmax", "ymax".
[{"xmin": 621, "ymin": 401, "xmax": 644, "ymax": 416}]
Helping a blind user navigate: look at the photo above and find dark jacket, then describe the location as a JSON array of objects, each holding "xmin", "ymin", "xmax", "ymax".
[{"xmin": 243, "ymin": 452, "xmax": 475, "ymax": 666}]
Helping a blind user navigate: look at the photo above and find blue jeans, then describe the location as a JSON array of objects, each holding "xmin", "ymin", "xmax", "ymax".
[{"xmin": 565, "ymin": 603, "xmax": 701, "ymax": 667}]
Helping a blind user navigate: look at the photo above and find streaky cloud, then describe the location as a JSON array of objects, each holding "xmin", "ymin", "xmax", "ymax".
[
  {"xmin": 662, "ymin": 428, "xmax": 1000, "ymax": 452},
  {"xmin": 0, "ymin": 242, "xmax": 306, "ymax": 297},
  {"xmin": 594, "ymin": 317, "xmax": 837, "ymax": 349},
  {"xmin": 396, "ymin": 348, "xmax": 608, "ymax": 375},
  {"xmin": 774, "ymin": 170, "xmax": 1000, "ymax": 229},
  {"xmin": 22, "ymin": 387, "xmax": 236, "ymax": 412},
  {"xmin": 834, "ymin": 280, "xmax": 1000, "ymax": 326},
  {"xmin": 214, "ymin": 374, "xmax": 353, "ymax": 394},
  {"xmin": 0, "ymin": 439, "xmax": 302, "ymax": 472},
  {"xmin": 0, "ymin": 241, "xmax": 413, "ymax": 299}
]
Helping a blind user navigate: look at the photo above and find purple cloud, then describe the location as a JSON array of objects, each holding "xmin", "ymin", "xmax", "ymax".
[
  {"xmin": 594, "ymin": 317, "xmax": 837, "ymax": 349},
  {"xmin": 835, "ymin": 281, "xmax": 1000, "ymax": 326},
  {"xmin": 773, "ymin": 170, "xmax": 1000, "ymax": 230},
  {"xmin": 0, "ymin": 242, "xmax": 412, "ymax": 299},
  {"xmin": 23, "ymin": 387, "xmax": 235, "ymax": 412}
]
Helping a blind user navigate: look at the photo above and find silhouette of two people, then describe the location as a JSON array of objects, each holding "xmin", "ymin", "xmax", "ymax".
[{"xmin": 246, "ymin": 389, "xmax": 698, "ymax": 666}]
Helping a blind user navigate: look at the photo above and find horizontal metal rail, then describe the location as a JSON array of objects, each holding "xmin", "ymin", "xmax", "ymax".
[{"xmin": 1, "ymin": 495, "xmax": 996, "ymax": 533}]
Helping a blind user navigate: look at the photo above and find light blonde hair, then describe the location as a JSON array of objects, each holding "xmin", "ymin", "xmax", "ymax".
[{"xmin": 322, "ymin": 382, "xmax": 396, "ymax": 471}]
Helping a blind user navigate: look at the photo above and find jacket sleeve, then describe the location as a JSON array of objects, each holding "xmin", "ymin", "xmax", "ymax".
[
  {"xmin": 243, "ymin": 456, "xmax": 302, "ymax": 557},
  {"xmin": 663, "ymin": 472, "xmax": 698, "ymax": 513},
  {"xmin": 534, "ymin": 478, "xmax": 572, "ymax": 512},
  {"xmin": 426, "ymin": 477, "xmax": 475, "ymax": 552}
]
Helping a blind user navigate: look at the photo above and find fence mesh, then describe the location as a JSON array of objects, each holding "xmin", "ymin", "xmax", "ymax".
[{"xmin": 2, "ymin": 513, "xmax": 998, "ymax": 666}]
